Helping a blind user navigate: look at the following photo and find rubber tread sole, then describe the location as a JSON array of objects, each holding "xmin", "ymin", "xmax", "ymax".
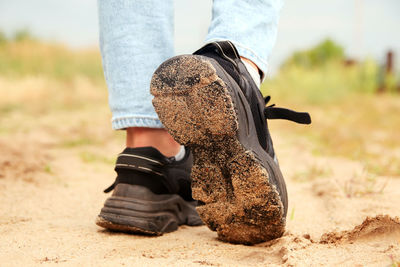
[
  {"xmin": 151, "ymin": 55, "xmax": 285, "ymax": 244},
  {"xmin": 96, "ymin": 184, "xmax": 203, "ymax": 235}
]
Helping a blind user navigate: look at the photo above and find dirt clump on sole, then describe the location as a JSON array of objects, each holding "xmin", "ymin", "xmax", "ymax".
[{"xmin": 151, "ymin": 55, "xmax": 285, "ymax": 245}]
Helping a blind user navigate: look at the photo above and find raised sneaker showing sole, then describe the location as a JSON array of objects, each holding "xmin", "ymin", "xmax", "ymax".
[
  {"xmin": 151, "ymin": 55, "xmax": 286, "ymax": 244},
  {"xmin": 96, "ymin": 184, "xmax": 203, "ymax": 235}
]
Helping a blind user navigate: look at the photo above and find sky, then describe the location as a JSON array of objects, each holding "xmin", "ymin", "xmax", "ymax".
[{"xmin": 0, "ymin": 0, "xmax": 399, "ymax": 73}]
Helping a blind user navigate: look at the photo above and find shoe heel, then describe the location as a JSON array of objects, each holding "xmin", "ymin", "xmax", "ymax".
[
  {"xmin": 96, "ymin": 184, "xmax": 202, "ymax": 234},
  {"xmin": 151, "ymin": 55, "xmax": 238, "ymax": 146}
]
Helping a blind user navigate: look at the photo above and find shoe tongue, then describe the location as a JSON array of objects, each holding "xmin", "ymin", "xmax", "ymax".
[
  {"xmin": 121, "ymin": 147, "xmax": 165, "ymax": 160},
  {"xmin": 194, "ymin": 45, "xmax": 241, "ymax": 86}
]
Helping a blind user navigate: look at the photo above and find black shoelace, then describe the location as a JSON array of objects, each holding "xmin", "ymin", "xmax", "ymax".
[
  {"xmin": 104, "ymin": 97, "xmax": 310, "ymax": 194},
  {"xmin": 263, "ymin": 96, "xmax": 311, "ymax": 125}
]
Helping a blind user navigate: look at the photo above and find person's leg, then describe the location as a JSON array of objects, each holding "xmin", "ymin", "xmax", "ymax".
[
  {"xmin": 98, "ymin": 0, "xmax": 179, "ymax": 157},
  {"xmin": 151, "ymin": 0, "xmax": 310, "ymax": 244},
  {"xmin": 125, "ymin": 128, "xmax": 179, "ymax": 156},
  {"xmin": 205, "ymin": 0, "xmax": 284, "ymax": 160},
  {"xmin": 96, "ymin": 0, "xmax": 203, "ymax": 235},
  {"xmin": 205, "ymin": 0, "xmax": 284, "ymax": 78}
]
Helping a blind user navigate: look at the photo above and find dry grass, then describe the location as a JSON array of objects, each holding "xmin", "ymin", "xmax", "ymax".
[
  {"xmin": 263, "ymin": 63, "xmax": 400, "ymax": 178},
  {"xmin": 0, "ymin": 39, "xmax": 104, "ymax": 82},
  {"xmin": 292, "ymin": 164, "xmax": 332, "ymax": 182},
  {"xmin": 0, "ymin": 39, "xmax": 398, "ymax": 180},
  {"xmin": 340, "ymin": 170, "xmax": 389, "ymax": 198}
]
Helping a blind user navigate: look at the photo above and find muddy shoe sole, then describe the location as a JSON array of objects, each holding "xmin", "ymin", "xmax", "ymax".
[
  {"xmin": 96, "ymin": 184, "xmax": 203, "ymax": 235},
  {"xmin": 151, "ymin": 55, "xmax": 286, "ymax": 244}
]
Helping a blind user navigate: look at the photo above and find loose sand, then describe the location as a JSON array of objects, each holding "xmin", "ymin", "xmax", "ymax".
[
  {"xmin": 0, "ymin": 77, "xmax": 399, "ymax": 266},
  {"xmin": 1, "ymin": 131, "xmax": 399, "ymax": 266}
]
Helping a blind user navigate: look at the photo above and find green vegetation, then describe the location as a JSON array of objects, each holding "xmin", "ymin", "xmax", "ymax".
[
  {"xmin": 262, "ymin": 39, "xmax": 398, "ymax": 104},
  {"xmin": 262, "ymin": 39, "xmax": 400, "ymax": 177},
  {"xmin": 0, "ymin": 31, "xmax": 6, "ymax": 45},
  {"xmin": 44, "ymin": 164, "xmax": 53, "ymax": 174},
  {"xmin": 0, "ymin": 32, "xmax": 398, "ymax": 178},
  {"xmin": 263, "ymin": 59, "xmax": 380, "ymax": 104},
  {"xmin": 289, "ymin": 207, "xmax": 295, "ymax": 221},
  {"xmin": 14, "ymin": 29, "xmax": 36, "ymax": 42},
  {"xmin": 0, "ymin": 29, "xmax": 104, "ymax": 83},
  {"xmin": 283, "ymin": 39, "xmax": 345, "ymax": 69}
]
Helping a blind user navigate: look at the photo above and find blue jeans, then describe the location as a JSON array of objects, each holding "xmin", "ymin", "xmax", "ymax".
[{"xmin": 98, "ymin": 0, "xmax": 283, "ymax": 130}]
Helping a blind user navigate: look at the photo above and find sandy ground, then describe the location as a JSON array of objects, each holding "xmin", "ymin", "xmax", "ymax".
[{"xmin": 1, "ymin": 77, "xmax": 400, "ymax": 266}]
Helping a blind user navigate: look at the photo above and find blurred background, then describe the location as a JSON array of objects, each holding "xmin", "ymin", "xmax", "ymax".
[
  {"xmin": 1, "ymin": 2, "xmax": 400, "ymax": 264},
  {"xmin": 1, "ymin": 0, "xmax": 399, "ymax": 72},
  {"xmin": 0, "ymin": 0, "xmax": 399, "ymax": 180}
]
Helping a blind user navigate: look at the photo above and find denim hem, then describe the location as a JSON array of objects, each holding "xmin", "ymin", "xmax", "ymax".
[
  {"xmin": 112, "ymin": 116, "xmax": 164, "ymax": 130},
  {"xmin": 204, "ymin": 38, "xmax": 269, "ymax": 81}
]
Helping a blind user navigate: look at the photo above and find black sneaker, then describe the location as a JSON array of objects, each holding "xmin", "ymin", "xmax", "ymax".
[
  {"xmin": 150, "ymin": 41, "xmax": 311, "ymax": 244},
  {"xmin": 96, "ymin": 146, "xmax": 203, "ymax": 235}
]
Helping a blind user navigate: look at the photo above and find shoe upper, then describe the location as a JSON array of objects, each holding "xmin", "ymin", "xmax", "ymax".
[
  {"xmin": 104, "ymin": 146, "xmax": 194, "ymax": 201},
  {"xmin": 104, "ymin": 41, "xmax": 311, "ymax": 213},
  {"xmin": 194, "ymin": 41, "xmax": 311, "ymax": 161},
  {"xmin": 194, "ymin": 41, "xmax": 311, "ymax": 215}
]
